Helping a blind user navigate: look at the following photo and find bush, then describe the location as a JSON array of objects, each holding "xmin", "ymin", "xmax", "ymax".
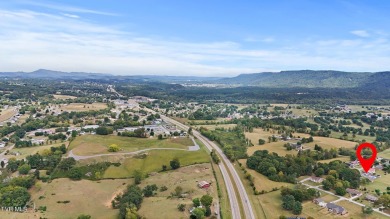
[
  {"xmin": 68, "ymin": 168, "xmax": 82, "ymax": 180},
  {"xmin": 18, "ymin": 164, "xmax": 31, "ymax": 175}
]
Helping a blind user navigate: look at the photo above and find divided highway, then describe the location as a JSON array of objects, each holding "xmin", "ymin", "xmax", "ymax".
[{"xmin": 162, "ymin": 115, "xmax": 256, "ymax": 219}]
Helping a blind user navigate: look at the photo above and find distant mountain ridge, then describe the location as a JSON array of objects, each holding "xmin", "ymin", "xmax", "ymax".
[
  {"xmin": 219, "ymin": 70, "xmax": 377, "ymax": 88},
  {"xmin": 0, "ymin": 69, "xmax": 389, "ymax": 89}
]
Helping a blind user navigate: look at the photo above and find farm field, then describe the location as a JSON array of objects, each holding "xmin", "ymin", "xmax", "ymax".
[
  {"xmin": 53, "ymin": 94, "xmax": 77, "ymax": 100},
  {"xmin": 329, "ymin": 131, "xmax": 376, "ymax": 143},
  {"xmin": 60, "ymin": 102, "xmax": 107, "ymax": 112},
  {"xmin": 0, "ymin": 107, "xmax": 17, "ymax": 122},
  {"xmin": 103, "ymin": 147, "xmax": 209, "ymax": 178},
  {"xmin": 194, "ymin": 124, "xmax": 237, "ymax": 130},
  {"xmin": 0, "ymin": 178, "xmax": 130, "ymax": 219},
  {"xmin": 304, "ymin": 136, "xmax": 357, "ymax": 150},
  {"xmin": 138, "ymin": 163, "xmax": 219, "ymax": 219},
  {"xmin": 69, "ymin": 135, "xmax": 193, "ymax": 156}
]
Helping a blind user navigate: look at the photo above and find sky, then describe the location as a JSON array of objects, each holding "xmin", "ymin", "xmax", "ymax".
[{"xmin": 1, "ymin": 0, "xmax": 390, "ymax": 76}]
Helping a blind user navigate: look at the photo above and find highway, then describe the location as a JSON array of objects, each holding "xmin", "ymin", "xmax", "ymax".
[{"xmin": 161, "ymin": 115, "xmax": 256, "ymax": 219}]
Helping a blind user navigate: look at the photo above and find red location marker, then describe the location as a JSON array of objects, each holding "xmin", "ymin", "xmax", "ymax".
[{"xmin": 356, "ymin": 142, "xmax": 377, "ymax": 173}]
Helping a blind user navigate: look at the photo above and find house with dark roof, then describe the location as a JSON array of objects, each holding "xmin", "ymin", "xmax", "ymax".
[
  {"xmin": 326, "ymin": 203, "xmax": 347, "ymax": 215},
  {"xmin": 346, "ymin": 188, "xmax": 362, "ymax": 198},
  {"xmin": 365, "ymin": 194, "xmax": 379, "ymax": 202}
]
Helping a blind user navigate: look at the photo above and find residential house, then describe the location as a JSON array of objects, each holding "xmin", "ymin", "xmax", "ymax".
[
  {"xmin": 326, "ymin": 203, "xmax": 348, "ymax": 215},
  {"xmin": 0, "ymin": 142, "xmax": 5, "ymax": 148},
  {"xmin": 83, "ymin": 125, "xmax": 100, "ymax": 129},
  {"xmin": 289, "ymin": 143, "xmax": 303, "ymax": 151},
  {"xmin": 346, "ymin": 188, "xmax": 362, "ymax": 198},
  {"xmin": 198, "ymin": 181, "xmax": 211, "ymax": 189},
  {"xmin": 365, "ymin": 194, "xmax": 379, "ymax": 202},
  {"xmin": 310, "ymin": 176, "xmax": 324, "ymax": 183},
  {"xmin": 368, "ymin": 168, "xmax": 376, "ymax": 174},
  {"xmin": 313, "ymin": 198, "xmax": 326, "ymax": 207}
]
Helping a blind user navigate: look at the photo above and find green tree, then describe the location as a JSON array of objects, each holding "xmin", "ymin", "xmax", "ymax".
[
  {"xmin": 69, "ymin": 168, "xmax": 82, "ymax": 180},
  {"xmin": 108, "ymin": 144, "xmax": 120, "ymax": 152},
  {"xmin": 170, "ymin": 158, "xmax": 180, "ymax": 169},
  {"xmin": 192, "ymin": 207, "xmax": 206, "ymax": 219},
  {"xmin": 0, "ymin": 186, "xmax": 30, "ymax": 207},
  {"xmin": 200, "ymin": 194, "xmax": 213, "ymax": 207},
  {"xmin": 57, "ymin": 157, "xmax": 76, "ymax": 170},
  {"xmin": 258, "ymin": 139, "xmax": 266, "ymax": 145},
  {"xmin": 177, "ymin": 203, "xmax": 186, "ymax": 211},
  {"xmin": 292, "ymin": 201, "xmax": 302, "ymax": 215},
  {"xmin": 18, "ymin": 164, "xmax": 31, "ymax": 175},
  {"xmin": 314, "ymin": 168, "xmax": 324, "ymax": 177},
  {"xmin": 193, "ymin": 198, "xmax": 201, "ymax": 207},
  {"xmin": 133, "ymin": 170, "xmax": 143, "ymax": 184},
  {"xmin": 362, "ymin": 205, "xmax": 373, "ymax": 215},
  {"xmin": 335, "ymin": 187, "xmax": 346, "ymax": 196},
  {"xmin": 77, "ymin": 214, "xmax": 91, "ymax": 219},
  {"xmin": 142, "ymin": 184, "xmax": 158, "ymax": 197}
]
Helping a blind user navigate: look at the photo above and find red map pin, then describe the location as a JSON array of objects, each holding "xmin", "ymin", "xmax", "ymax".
[{"xmin": 356, "ymin": 142, "xmax": 377, "ymax": 173}]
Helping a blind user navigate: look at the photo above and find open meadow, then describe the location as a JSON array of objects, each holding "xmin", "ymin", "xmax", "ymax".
[
  {"xmin": 103, "ymin": 148, "xmax": 210, "ymax": 178},
  {"xmin": 69, "ymin": 135, "xmax": 193, "ymax": 156},
  {"xmin": 0, "ymin": 178, "xmax": 130, "ymax": 219},
  {"xmin": 60, "ymin": 103, "xmax": 107, "ymax": 112},
  {"xmin": 53, "ymin": 94, "xmax": 77, "ymax": 100},
  {"xmin": 0, "ymin": 107, "xmax": 17, "ymax": 122}
]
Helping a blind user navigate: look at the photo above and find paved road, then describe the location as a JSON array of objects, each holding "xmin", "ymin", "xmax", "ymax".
[
  {"xmin": 162, "ymin": 115, "xmax": 256, "ymax": 219},
  {"xmin": 300, "ymin": 177, "xmax": 390, "ymax": 217}
]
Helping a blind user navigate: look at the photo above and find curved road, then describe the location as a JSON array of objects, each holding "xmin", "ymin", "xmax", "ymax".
[{"xmin": 162, "ymin": 115, "xmax": 256, "ymax": 219}]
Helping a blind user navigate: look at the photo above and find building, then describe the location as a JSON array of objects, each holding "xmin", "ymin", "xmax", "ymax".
[
  {"xmin": 0, "ymin": 142, "xmax": 5, "ymax": 148},
  {"xmin": 346, "ymin": 188, "xmax": 362, "ymax": 198},
  {"xmin": 310, "ymin": 176, "xmax": 324, "ymax": 183},
  {"xmin": 365, "ymin": 194, "xmax": 379, "ymax": 202},
  {"xmin": 368, "ymin": 168, "xmax": 375, "ymax": 174},
  {"xmin": 326, "ymin": 203, "xmax": 348, "ymax": 215},
  {"xmin": 198, "ymin": 181, "xmax": 211, "ymax": 189},
  {"xmin": 83, "ymin": 125, "xmax": 100, "ymax": 129},
  {"xmin": 313, "ymin": 198, "xmax": 326, "ymax": 207},
  {"xmin": 118, "ymin": 127, "xmax": 142, "ymax": 132},
  {"xmin": 289, "ymin": 143, "xmax": 303, "ymax": 151}
]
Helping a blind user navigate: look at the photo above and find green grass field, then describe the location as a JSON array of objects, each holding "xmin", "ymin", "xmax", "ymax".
[
  {"xmin": 365, "ymin": 170, "xmax": 390, "ymax": 193},
  {"xmin": 103, "ymin": 147, "xmax": 209, "ymax": 178},
  {"xmin": 379, "ymin": 148, "xmax": 390, "ymax": 159},
  {"xmin": 69, "ymin": 135, "xmax": 193, "ymax": 156},
  {"xmin": 0, "ymin": 178, "xmax": 130, "ymax": 219}
]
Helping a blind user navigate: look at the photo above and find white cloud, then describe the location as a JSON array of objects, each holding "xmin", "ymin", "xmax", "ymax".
[
  {"xmin": 351, "ymin": 30, "xmax": 370, "ymax": 37},
  {"xmin": 0, "ymin": 8, "xmax": 389, "ymax": 76},
  {"xmin": 62, "ymin": 13, "xmax": 80, "ymax": 19}
]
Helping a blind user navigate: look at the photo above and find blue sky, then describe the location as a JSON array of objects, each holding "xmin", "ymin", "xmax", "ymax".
[{"xmin": 1, "ymin": 0, "xmax": 390, "ymax": 76}]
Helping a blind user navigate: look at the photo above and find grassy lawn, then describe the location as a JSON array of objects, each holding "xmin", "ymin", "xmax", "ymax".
[
  {"xmin": 53, "ymin": 94, "xmax": 77, "ymax": 100},
  {"xmin": 365, "ymin": 170, "xmax": 390, "ymax": 193},
  {"xmin": 194, "ymin": 124, "xmax": 237, "ymax": 130},
  {"xmin": 247, "ymin": 142, "xmax": 297, "ymax": 157},
  {"xmin": 305, "ymin": 136, "xmax": 357, "ymax": 150},
  {"xmin": 329, "ymin": 131, "xmax": 376, "ymax": 143},
  {"xmin": 337, "ymin": 200, "xmax": 388, "ymax": 219},
  {"xmin": 69, "ymin": 135, "xmax": 193, "ymax": 156},
  {"xmin": 138, "ymin": 163, "xmax": 219, "ymax": 219},
  {"xmin": 60, "ymin": 102, "xmax": 107, "ymax": 112},
  {"xmin": 103, "ymin": 148, "xmax": 209, "ymax": 178},
  {"xmin": 317, "ymin": 156, "xmax": 350, "ymax": 163},
  {"xmin": 6, "ymin": 142, "xmax": 67, "ymax": 159},
  {"xmin": 379, "ymin": 148, "xmax": 390, "ymax": 159},
  {"xmin": 0, "ymin": 178, "xmax": 130, "ymax": 219},
  {"xmin": 0, "ymin": 107, "xmax": 16, "ymax": 122}
]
